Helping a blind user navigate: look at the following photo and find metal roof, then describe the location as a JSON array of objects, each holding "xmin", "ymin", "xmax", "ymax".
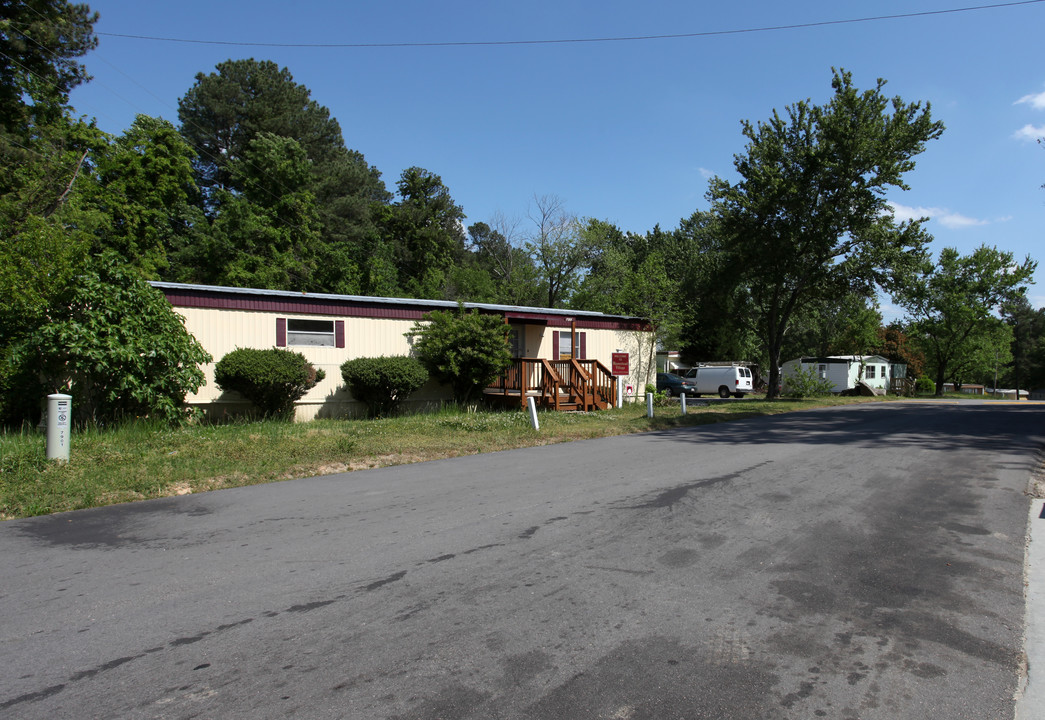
[{"xmin": 149, "ymin": 281, "xmax": 646, "ymax": 322}]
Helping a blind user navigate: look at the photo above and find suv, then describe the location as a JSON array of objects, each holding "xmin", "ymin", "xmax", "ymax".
[{"xmin": 656, "ymin": 372, "xmax": 699, "ymax": 397}]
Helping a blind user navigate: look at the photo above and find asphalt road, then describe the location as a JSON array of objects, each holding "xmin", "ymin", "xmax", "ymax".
[{"xmin": 1, "ymin": 402, "xmax": 1043, "ymax": 719}]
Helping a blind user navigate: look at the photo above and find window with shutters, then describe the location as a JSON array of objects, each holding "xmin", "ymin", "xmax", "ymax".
[{"xmin": 276, "ymin": 318, "xmax": 345, "ymax": 348}]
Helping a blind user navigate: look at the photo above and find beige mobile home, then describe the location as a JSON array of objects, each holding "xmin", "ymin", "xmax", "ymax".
[{"xmin": 154, "ymin": 282, "xmax": 655, "ymax": 420}]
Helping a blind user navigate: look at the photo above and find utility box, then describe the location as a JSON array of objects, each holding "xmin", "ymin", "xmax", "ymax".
[{"xmin": 46, "ymin": 394, "xmax": 72, "ymax": 462}]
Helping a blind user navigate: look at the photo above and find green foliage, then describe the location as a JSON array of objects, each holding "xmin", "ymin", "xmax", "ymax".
[
  {"xmin": 897, "ymin": 245, "xmax": 1036, "ymax": 395},
  {"xmin": 214, "ymin": 348, "xmax": 325, "ymax": 418},
  {"xmin": 205, "ymin": 133, "xmax": 323, "ymax": 290},
  {"xmin": 915, "ymin": 377, "xmax": 936, "ymax": 395},
  {"xmin": 782, "ymin": 293, "xmax": 883, "ymax": 361},
  {"xmin": 4, "ymin": 255, "xmax": 211, "ymax": 425},
  {"xmin": 0, "ymin": 0, "xmax": 97, "ymax": 150},
  {"xmin": 89, "ymin": 115, "xmax": 202, "ymax": 277},
  {"xmin": 176, "ymin": 58, "xmax": 388, "ymax": 289},
  {"xmin": 340, "ymin": 356, "xmax": 429, "ymax": 418},
  {"xmin": 468, "ymin": 219, "xmax": 543, "ymax": 306},
  {"xmin": 645, "ymin": 383, "xmax": 672, "ymax": 407},
  {"xmin": 670, "ymin": 211, "xmax": 762, "ymax": 366},
  {"xmin": 782, "ymin": 366, "xmax": 836, "ymax": 398},
  {"xmin": 377, "ymin": 167, "xmax": 467, "ymax": 297},
  {"xmin": 1002, "ymin": 296, "xmax": 1045, "ymax": 391},
  {"xmin": 525, "ymin": 195, "xmax": 594, "ymax": 308},
  {"xmin": 575, "ymin": 218, "xmax": 680, "ymax": 382},
  {"xmin": 407, "ymin": 305, "xmax": 512, "ymax": 404},
  {"xmin": 708, "ymin": 69, "xmax": 944, "ymax": 398}
]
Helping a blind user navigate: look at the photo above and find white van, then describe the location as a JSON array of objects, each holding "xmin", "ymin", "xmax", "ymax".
[{"xmin": 683, "ymin": 365, "xmax": 754, "ymax": 398}]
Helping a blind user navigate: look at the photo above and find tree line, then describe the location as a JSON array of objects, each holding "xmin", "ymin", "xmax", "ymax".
[{"xmin": 2, "ymin": 1, "xmax": 1041, "ymax": 427}]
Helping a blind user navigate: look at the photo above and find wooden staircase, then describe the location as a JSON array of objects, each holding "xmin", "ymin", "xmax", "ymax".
[{"xmin": 485, "ymin": 358, "xmax": 618, "ymax": 411}]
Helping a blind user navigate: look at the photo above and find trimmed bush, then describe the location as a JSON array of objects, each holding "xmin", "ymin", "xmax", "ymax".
[
  {"xmin": 214, "ymin": 348, "xmax": 325, "ymax": 418},
  {"xmin": 341, "ymin": 356, "xmax": 429, "ymax": 418},
  {"xmin": 915, "ymin": 377, "xmax": 936, "ymax": 395},
  {"xmin": 782, "ymin": 366, "xmax": 835, "ymax": 398}
]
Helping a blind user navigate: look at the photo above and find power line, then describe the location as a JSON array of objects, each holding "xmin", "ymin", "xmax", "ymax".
[{"xmin": 93, "ymin": 0, "xmax": 1045, "ymax": 49}]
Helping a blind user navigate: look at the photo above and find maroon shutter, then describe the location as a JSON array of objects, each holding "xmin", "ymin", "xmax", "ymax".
[
  {"xmin": 276, "ymin": 318, "xmax": 287, "ymax": 347},
  {"xmin": 335, "ymin": 320, "xmax": 345, "ymax": 348},
  {"xmin": 552, "ymin": 331, "xmax": 559, "ymax": 360},
  {"xmin": 579, "ymin": 332, "xmax": 586, "ymax": 360}
]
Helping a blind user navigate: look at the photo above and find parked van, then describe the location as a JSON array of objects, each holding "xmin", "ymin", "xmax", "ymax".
[{"xmin": 683, "ymin": 365, "xmax": 754, "ymax": 398}]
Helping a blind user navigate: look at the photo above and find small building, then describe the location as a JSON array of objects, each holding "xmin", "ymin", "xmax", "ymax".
[
  {"xmin": 781, "ymin": 355, "xmax": 894, "ymax": 395},
  {"xmin": 154, "ymin": 282, "xmax": 655, "ymax": 420}
]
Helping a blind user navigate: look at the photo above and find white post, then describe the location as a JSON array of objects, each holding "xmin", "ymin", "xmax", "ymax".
[
  {"xmin": 527, "ymin": 396, "xmax": 540, "ymax": 431},
  {"xmin": 46, "ymin": 393, "xmax": 72, "ymax": 462},
  {"xmin": 681, "ymin": 393, "xmax": 687, "ymax": 415},
  {"xmin": 646, "ymin": 392, "xmax": 654, "ymax": 419}
]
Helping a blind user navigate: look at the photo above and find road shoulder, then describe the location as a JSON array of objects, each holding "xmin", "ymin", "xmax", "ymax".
[{"xmin": 1018, "ymin": 497, "xmax": 1045, "ymax": 718}]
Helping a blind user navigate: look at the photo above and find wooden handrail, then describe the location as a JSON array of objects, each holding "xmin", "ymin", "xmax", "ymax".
[{"xmin": 487, "ymin": 357, "xmax": 616, "ymax": 411}]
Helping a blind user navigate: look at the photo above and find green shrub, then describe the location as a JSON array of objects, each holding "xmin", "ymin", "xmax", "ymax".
[
  {"xmin": 340, "ymin": 356, "xmax": 429, "ymax": 418},
  {"xmin": 915, "ymin": 377, "xmax": 935, "ymax": 395},
  {"xmin": 407, "ymin": 305, "xmax": 512, "ymax": 404},
  {"xmin": 782, "ymin": 366, "xmax": 836, "ymax": 398},
  {"xmin": 214, "ymin": 348, "xmax": 325, "ymax": 418},
  {"xmin": 4, "ymin": 255, "xmax": 211, "ymax": 426},
  {"xmin": 645, "ymin": 382, "xmax": 672, "ymax": 407}
]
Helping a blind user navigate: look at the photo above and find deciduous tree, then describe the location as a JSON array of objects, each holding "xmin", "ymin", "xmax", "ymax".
[
  {"xmin": 896, "ymin": 245, "xmax": 1036, "ymax": 395},
  {"xmin": 708, "ymin": 69, "xmax": 944, "ymax": 398}
]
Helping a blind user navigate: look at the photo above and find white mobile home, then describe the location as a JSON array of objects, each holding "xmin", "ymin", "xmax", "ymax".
[
  {"xmin": 154, "ymin": 282, "xmax": 655, "ymax": 420},
  {"xmin": 781, "ymin": 355, "xmax": 893, "ymax": 395}
]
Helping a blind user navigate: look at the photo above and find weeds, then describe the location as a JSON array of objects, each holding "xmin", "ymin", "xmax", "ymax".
[{"xmin": 1, "ymin": 396, "xmax": 885, "ymax": 519}]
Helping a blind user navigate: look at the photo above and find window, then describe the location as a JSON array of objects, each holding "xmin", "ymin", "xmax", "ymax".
[
  {"xmin": 276, "ymin": 318, "xmax": 345, "ymax": 348},
  {"xmin": 558, "ymin": 332, "xmax": 573, "ymax": 360},
  {"xmin": 866, "ymin": 365, "xmax": 876, "ymax": 379},
  {"xmin": 552, "ymin": 330, "xmax": 586, "ymax": 360}
]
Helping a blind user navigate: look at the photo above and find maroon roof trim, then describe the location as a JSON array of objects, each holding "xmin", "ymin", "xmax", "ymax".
[{"xmin": 160, "ymin": 286, "xmax": 652, "ymax": 332}]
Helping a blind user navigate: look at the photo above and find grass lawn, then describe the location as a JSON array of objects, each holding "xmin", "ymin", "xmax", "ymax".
[{"xmin": 1, "ymin": 394, "xmax": 917, "ymax": 520}]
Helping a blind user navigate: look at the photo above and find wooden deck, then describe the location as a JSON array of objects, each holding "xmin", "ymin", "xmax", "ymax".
[{"xmin": 484, "ymin": 358, "xmax": 617, "ymax": 412}]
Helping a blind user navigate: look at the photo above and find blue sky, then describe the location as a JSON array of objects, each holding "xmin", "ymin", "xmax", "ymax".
[{"xmin": 68, "ymin": 0, "xmax": 1045, "ymax": 312}]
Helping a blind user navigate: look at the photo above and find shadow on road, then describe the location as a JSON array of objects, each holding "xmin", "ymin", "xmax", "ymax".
[{"xmin": 648, "ymin": 402, "xmax": 1045, "ymax": 453}]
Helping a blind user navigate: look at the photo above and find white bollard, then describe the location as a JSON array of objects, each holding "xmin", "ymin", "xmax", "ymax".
[
  {"xmin": 527, "ymin": 396, "xmax": 540, "ymax": 430},
  {"xmin": 46, "ymin": 393, "xmax": 72, "ymax": 462},
  {"xmin": 647, "ymin": 392, "xmax": 654, "ymax": 418},
  {"xmin": 681, "ymin": 393, "xmax": 687, "ymax": 415}
]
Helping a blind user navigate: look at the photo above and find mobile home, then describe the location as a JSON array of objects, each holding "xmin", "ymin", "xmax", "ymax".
[{"xmin": 154, "ymin": 282, "xmax": 655, "ymax": 420}]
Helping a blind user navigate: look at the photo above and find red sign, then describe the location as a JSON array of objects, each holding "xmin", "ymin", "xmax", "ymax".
[{"xmin": 611, "ymin": 352, "xmax": 630, "ymax": 376}]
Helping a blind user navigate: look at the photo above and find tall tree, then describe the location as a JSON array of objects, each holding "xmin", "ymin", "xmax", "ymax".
[
  {"xmin": 176, "ymin": 58, "xmax": 388, "ymax": 289},
  {"xmin": 0, "ymin": 0, "xmax": 97, "ymax": 162},
  {"xmin": 708, "ymin": 69, "xmax": 944, "ymax": 397},
  {"xmin": 574, "ymin": 219, "xmax": 679, "ymax": 383},
  {"xmin": 89, "ymin": 115, "xmax": 203, "ymax": 278},
  {"xmin": 671, "ymin": 211, "xmax": 761, "ymax": 366},
  {"xmin": 177, "ymin": 58, "xmax": 342, "ymax": 199},
  {"xmin": 204, "ymin": 133, "xmax": 323, "ymax": 291},
  {"xmin": 896, "ymin": 245, "xmax": 1036, "ymax": 395},
  {"xmin": 468, "ymin": 216, "xmax": 542, "ymax": 306},
  {"xmin": 1002, "ymin": 296, "xmax": 1045, "ymax": 394},
  {"xmin": 525, "ymin": 194, "xmax": 593, "ymax": 308},
  {"xmin": 377, "ymin": 166, "xmax": 466, "ymax": 298},
  {"xmin": 781, "ymin": 293, "xmax": 883, "ymax": 361}
]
